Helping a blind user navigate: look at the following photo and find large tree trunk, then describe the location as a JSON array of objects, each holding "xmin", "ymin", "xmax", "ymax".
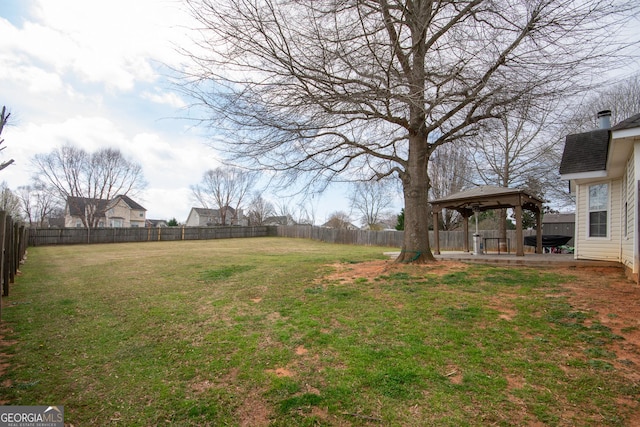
[{"xmin": 395, "ymin": 135, "xmax": 436, "ymax": 264}]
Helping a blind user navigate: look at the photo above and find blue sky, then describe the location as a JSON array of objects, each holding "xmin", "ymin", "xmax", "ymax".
[{"xmin": 0, "ymin": 0, "xmax": 360, "ymax": 223}]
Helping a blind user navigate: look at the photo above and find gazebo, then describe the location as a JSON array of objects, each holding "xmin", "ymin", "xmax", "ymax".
[{"xmin": 430, "ymin": 186, "xmax": 544, "ymax": 256}]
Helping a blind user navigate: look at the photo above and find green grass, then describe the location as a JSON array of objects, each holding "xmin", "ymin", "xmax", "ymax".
[{"xmin": 0, "ymin": 238, "xmax": 637, "ymax": 426}]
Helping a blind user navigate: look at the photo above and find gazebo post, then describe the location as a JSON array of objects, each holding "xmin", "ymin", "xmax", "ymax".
[
  {"xmin": 515, "ymin": 204, "xmax": 524, "ymax": 256},
  {"xmin": 463, "ymin": 214, "xmax": 469, "ymax": 253},
  {"xmin": 536, "ymin": 209, "xmax": 543, "ymax": 254},
  {"xmin": 432, "ymin": 211, "xmax": 440, "ymax": 255}
]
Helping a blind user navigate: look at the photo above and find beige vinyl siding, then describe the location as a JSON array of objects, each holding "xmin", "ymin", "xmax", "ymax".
[
  {"xmin": 621, "ymin": 153, "xmax": 636, "ymax": 271},
  {"xmin": 575, "ymin": 179, "xmax": 622, "ymax": 261},
  {"xmin": 129, "ymin": 209, "xmax": 146, "ymax": 227},
  {"xmin": 108, "ymin": 200, "xmax": 130, "ymax": 227}
]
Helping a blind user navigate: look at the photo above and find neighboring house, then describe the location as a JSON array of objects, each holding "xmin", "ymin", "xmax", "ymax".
[
  {"xmin": 263, "ymin": 215, "xmax": 294, "ymax": 226},
  {"xmin": 185, "ymin": 207, "xmax": 247, "ymax": 227},
  {"xmin": 321, "ymin": 219, "xmax": 360, "ymax": 230},
  {"xmin": 559, "ymin": 110, "xmax": 640, "ymax": 280},
  {"xmin": 64, "ymin": 195, "xmax": 146, "ymax": 228},
  {"xmin": 146, "ymin": 219, "xmax": 169, "ymax": 228},
  {"xmin": 361, "ymin": 221, "xmax": 397, "ymax": 231}
]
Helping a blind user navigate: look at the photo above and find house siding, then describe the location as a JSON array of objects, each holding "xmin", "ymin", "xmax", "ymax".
[
  {"xmin": 64, "ymin": 196, "xmax": 145, "ymax": 228},
  {"xmin": 620, "ymin": 152, "xmax": 636, "ymax": 272},
  {"xmin": 185, "ymin": 211, "xmax": 203, "ymax": 227},
  {"xmin": 575, "ymin": 179, "xmax": 622, "ymax": 261},
  {"xmin": 129, "ymin": 209, "xmax": 146, "ymax": 227}
]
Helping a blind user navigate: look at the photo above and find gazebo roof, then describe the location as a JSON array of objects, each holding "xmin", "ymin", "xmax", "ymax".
[{"xmin": 430, "ymin": 186, "xmax": 543, "ymax": 215}]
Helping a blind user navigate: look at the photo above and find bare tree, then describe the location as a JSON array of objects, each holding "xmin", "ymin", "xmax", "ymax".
[
  {"xmin": 565, "ymin": 73, "xmax": 640, "ymax": 133},
  {"xmin": 294, "ymin": 200, "xmax": 317, "ymax": 226},
  {"xmin": 274, "ymin": 196, "xmax": 319, "ymax": 225},
  {"xmin": 17, "ymin": 184, "xmax": 60, "ymax": 227},
  {"xmin": 31, "ymin": 144, "xmax": 146, "ymax": 228},
  {"xmin": 349, "ymin": 180, "xmax": 395, "ymax": 230},
  {"xmin": 0, "ymin": 106, "xmax": 14, "ymax": 171},
  {"xmin": 428, "ymin": 142, "xmax": 471, "ymax": 230},
  {"xmin": 181, "ymin": 0, "xmax": 638, "ymax": 262},
  {"xmin": 470, "ymin": 101, "xmax": 558, "ymax": 239},
  {"xmin": 247, "ymin": 191, "xmax": 276, "ymax": 225},
  {"xmin": 0, "ymin": 182, "xmax": 22, "ymax": 220},
  {"xmin": 192, "ymin": 166, "xmax": 258, "ymax": 225},
  {"xmin": 324, "ymin": 211, "xmax": 353, "ymax": 229}
]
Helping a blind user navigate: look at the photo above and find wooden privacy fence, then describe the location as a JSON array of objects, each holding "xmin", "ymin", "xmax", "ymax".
[
  {"xmin": 276, "ymin": 225, "xmax": 570, "ymax": 251},
  {"xmin": 28, "ymin": 224, "xmax": 574, "ymax": 250},
  {"xmin": 28, "ymin": 226, "xmax": 278, "ymax": 246},
  {"xmin": 1, "ymin": 211, "xmax": 29, "ymax": 320}
]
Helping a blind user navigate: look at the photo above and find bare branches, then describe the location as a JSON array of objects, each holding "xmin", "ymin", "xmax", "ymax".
[
  {"xmin": 181, "ymin": 0, "xmax": 635, "ymax": 181},
  {"xmin": 179, "ymin": 0, "xmax": 639, "ymax": 259},
  {"xmin": 191, "ymin": 166, "xmax": 258, "ymax": 225},
  {"xmin": 348, "ymin": 179, "xmax": 396, "ymax": 229},
  {"xmin": 0, "ymin": 106, "xmax": 14, "ymax": 172},
  {"xmin": 31, "ymin": 144, "xmax": 147, "ymax": 228}
]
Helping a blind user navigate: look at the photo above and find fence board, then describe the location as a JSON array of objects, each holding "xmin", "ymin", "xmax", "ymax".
[
  {"xmin": 276, "ymin": 225, "xmax": 573, "ymax": 251},
  {"xmin": 28, "ymin": 226, "xmax": 277, "ymax": 246},
  {"xmin": 0, "ymin": 212, "xmax": 28, "ymax": 319},
  {"xmin": 28, "ymin": 223, "xmax": 573, "ymax": 251}
]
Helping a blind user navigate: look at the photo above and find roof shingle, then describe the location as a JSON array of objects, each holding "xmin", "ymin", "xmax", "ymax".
[{"xmin": 559, "ymin": 129, "xmax": 609, "ymax": 175}]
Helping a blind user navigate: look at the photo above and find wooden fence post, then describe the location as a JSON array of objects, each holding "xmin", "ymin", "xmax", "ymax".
[
  {"xmin": 2, "ymin": 217, "xmax": 9, "ymax": 297},
  {"xmin": 0, "ymin": 211, "xmax": 6, "ymax": 319}
]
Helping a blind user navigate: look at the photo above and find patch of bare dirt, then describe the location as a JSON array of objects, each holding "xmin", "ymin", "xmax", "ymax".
[
  {"xmin": 324, "ymin": 259, "xmax": 468, "ymax": 284},
  {"xmin": 237, "ymin": 389, "xmax": 271, "ymax": 427},
  {"xmin": 555, "ymin": 267, "xmax": 640, "ymax": 380}
]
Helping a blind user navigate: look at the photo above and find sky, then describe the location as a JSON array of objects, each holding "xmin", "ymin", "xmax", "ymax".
[
  {"xmin": 2, "ymin": 1, "xmax": 637, "ymax": 226},
  {"xmin": 0, "ymin": 0, "xmax": 367, "ymax": 224}
]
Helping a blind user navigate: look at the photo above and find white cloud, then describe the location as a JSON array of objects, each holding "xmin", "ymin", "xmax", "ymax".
[
  {"xmin": 0, "ymin": 0, "xmax": 192, "ymax": 92},
  {"xmin": 142, "ymin": 90, "xmax": 187, "ymax": 108}
]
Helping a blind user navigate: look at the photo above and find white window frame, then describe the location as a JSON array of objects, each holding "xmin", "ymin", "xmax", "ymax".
[{"xmin": 588, "ymin": 183, "xmax": 609, "ymax": 238}]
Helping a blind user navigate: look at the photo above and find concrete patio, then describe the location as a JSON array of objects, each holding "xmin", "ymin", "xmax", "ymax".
[{"xmin": 384, "ymin": 251, "xmax": 621, "ymax": 268}]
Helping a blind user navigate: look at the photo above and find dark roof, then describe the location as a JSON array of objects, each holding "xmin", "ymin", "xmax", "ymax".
[
  {"xmin": 611, "ymin": 113, "xmax": 640, "ymax": 131},
  {"xmin": 559, "ymin": 129, "xmax": 609, "ymax": 175},
  {"xmin": 430, "ymin": 186, "xmax": 543, "ymax": 214},
  {"xmin": 111, "ymin": 194, "xmax": 146, "ymax": 211},
  {"xmin": 264, "ymin": 215, "xmax": 290, "ymax": 225},
  {"xmin": 67, "ymin": 195, "xmax": 145, "ymax": 216},
  {"xmin": 66, "ymin": 197, "xmax": 109, "ymax": 217},
  {"xmin": 192, "ymin": 206, "xmax": 236, "ymax": 216},
  {"xmin": 542, "ymin": 213, "xmax": 575, "ymax": 223},
  {"xmin": 431, "ymin": 186, "xmax": 528, "ymax": 202}
]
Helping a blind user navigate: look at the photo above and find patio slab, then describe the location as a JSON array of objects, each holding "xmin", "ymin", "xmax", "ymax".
[{"xmin": 383, "ymin": 251, "xmax": 621, "ymax": 269}]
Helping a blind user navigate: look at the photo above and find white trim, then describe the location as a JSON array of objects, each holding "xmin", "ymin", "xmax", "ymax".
[
  {"xmin": 587, "ymin": 182, "xmax": 610, "ymax": 239},
  {"xmin": 613, "ymin": 128, "xmax": 640, "ymax": 139},
  {"xmin": 560, "ymin": 170, "xmax": 607, "ymax": 181}
]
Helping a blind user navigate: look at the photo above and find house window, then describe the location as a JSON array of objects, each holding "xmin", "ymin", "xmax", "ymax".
[{"xmin": 588, "ymin": 183, "xmax": 608, "ymax": 237}]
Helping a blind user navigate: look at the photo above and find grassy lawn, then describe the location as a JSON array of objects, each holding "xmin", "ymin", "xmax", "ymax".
[{"xmin": 0, "ymin": 237, "xmax": 637, "ymax": 426}]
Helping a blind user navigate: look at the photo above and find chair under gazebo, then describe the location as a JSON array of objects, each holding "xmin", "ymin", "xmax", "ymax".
[{"xmin": 430, "ymin": 186, "xmax": 544, "ymax": 256}]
